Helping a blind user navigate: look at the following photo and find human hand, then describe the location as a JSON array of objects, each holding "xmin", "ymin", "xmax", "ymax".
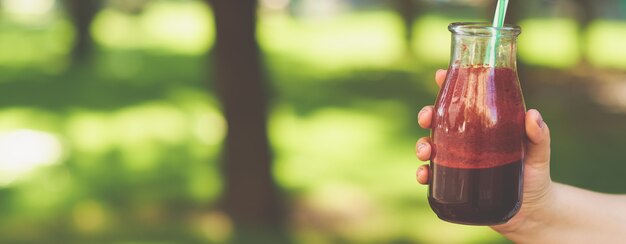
[{"xmin": 415, "ymin": 69, "xmax": 555, "ymax": 234}]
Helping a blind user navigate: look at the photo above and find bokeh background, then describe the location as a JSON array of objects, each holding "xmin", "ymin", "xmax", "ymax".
[{"xmin": 1, "ymin": 0, "xmax": 625, "ymax": 243}]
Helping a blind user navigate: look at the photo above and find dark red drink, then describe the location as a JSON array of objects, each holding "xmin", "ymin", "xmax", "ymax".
[
  {"xmin": 429, "ymin": 161, "xmax": 523, "ymax": 225},
  {"xmin": 429, "ymin": 66, "xmax": 525, "ymax": 225}
]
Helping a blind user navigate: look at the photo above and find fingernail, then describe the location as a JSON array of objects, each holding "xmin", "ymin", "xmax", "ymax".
[
  {"xmin": 417, "ymin": 142, "xmax": 427, "ymax": 153},
  {"xmin": 418, "ymin": 107, "xmax": 428, "ymax": 117},
  {"xmin": 536, "ymin": 111, "xmax": 544, "ymax": 129}
]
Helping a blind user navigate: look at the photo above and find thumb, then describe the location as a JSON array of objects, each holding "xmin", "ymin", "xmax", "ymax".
[{"xmin": 525, "ymin": 109, "xmax": 551, "ymax": 170}]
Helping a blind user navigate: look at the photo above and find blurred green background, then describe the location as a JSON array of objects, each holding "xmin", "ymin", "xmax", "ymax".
[{"xmin": 1, "ymin": 0, "xmax": 626, "ymax": 243}]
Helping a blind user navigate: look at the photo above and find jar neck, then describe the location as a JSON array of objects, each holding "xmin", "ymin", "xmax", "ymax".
[{"xmin": 448, "ymin": 23, "xmax": 520, "ymax": 69}]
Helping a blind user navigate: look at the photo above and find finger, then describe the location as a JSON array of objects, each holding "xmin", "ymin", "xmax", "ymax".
[
  {"xmin": 524, "ymin": 109, "xmax": 551, "ymax": 168},
  {"xmin": 416, "ymin": 164, "xmax": 430, "ymax": 185},
  {"xmin": 415, "ymin": 137, "xmax": 432, "ymax": 161},
  {"xmin": 435, "ymin": 69, "xmax": 447, "ymax": 88},
  {"xmin": 417, "ymin": 106, "xmax": 434, "ymax": 129}
]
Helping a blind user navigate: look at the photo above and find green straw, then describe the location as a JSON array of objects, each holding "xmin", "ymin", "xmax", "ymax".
[{"xmin": 486, "ymin": 0, "xmax": 509, "ymax": 66}]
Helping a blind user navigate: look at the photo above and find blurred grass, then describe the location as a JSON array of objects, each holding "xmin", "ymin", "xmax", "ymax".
[
  {"xmin": 518, "ymin": 18, "xmax": 581, "ymax": 68},
  {"xmin": 258, "ymin": 11, "xmax": 405, "ymax": 71},
  {"xmin": 92, "ymin": 0, "xmax": 214, "ymax": 54},
  {"xmin": 0, "ymin": 1, "xmax": 625, "ymax": 243},
  {"xmin": 587, "ymin": 20, "xmax": 626, "ymax": 69}
]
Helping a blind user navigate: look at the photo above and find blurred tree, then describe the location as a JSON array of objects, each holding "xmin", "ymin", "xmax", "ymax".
[
  {"xmin": 572, "ymin": 0, "xmax": 596, "ymax": 66},
  {"xmin": 64, "ymin": 0, "xmax": 101, "ymax": 63},
  {"xmin": 389, "ymin": 0, "xmax": 423, "ymax": 50},
  {"xmin": 572, "ymin": 0, "xmax": 595, "ymax": 27},
  {"xmin": 206, "ymin": 0, "xmax": 289, "ymax": 242},
  {"xmin": 108, "ymin": 0, "xmax": 150, "ymax": 14}
]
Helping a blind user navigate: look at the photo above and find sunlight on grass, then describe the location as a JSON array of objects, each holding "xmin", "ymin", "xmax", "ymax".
[
  {"xmin": 586, "ymin": 20, "xmax": 626, "ymax": 69},
  {"xmin": 92, "ymin": 0, "xmax": 214, "ymax": 55},
  {"xmin": 0, "ymin": 0, "xmax": 71, "ymax": 70},
  {"xmin": 0, "ymin": 18, "xmax": 72, "ymax": 69},
  {"xmin": 64, "ymin": 91, "xmax": 225, "ymax": 202},
  {"xmin": 0, "ymin": 108, "xmax": 61, "ymax": 133},
  {"xmin": 1, "ymin": 0, "xmax": 54, "ymax": 15},
  {"xmin": 91, "ymin": 9, "xmax": 142, "ymax": 49},
  {"xmin": 112, "ymin": 103, "xmax": 188, "ymax": 147},
  {"xmin": 110, "ymin": 102, "xmax": 195, "ymax": 171},
  {"xmin": 270, "ymin": 106, "xmax": 387, "ymax": 191},
  {"xmin": 0, "ymin": 109, "xmax": 72, "ymax": 221},
  {"xmin": 518, "ymin": 18, "xmax": 580, "ymax": 68},
  {"xmin": 0, "ymin": 108, "xmax": 64, "ymax": 187},
  {"xmin": 412, "ymin": 14, "xmax": 483, "ymax": 67},
  {"xmin": 412, "ymin": 14, "xmax": 456, "ymax": 66},
  {"xmin": 258, "ymin": 11, "xmax": 405, "ymax": 71},
  {"xmin": 140, "ymin": 1, "xmax": 214, "ymax": 54},
  {"xmin": 0, "ymin": 129, "xmax": 64, "ymax": 186},
  {"xmin": 66, "ymin": 97, "xmax": 224, "ymax": 170},
  {"xmin": 167, "ymin": 88, "xmax": 227, "ymax": 159},
  {"xmin": 66, "ymin": 111, "xmax": 115, "ymax": 155},
  {"xmin": 0, "ymin": 0, "xmax": 56, "ymax": 27}
]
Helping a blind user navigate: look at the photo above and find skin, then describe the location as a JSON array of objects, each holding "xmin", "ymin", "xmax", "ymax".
[{"xmin": 416, "ymin": 69, "xmax": 626, "ymax": 243}]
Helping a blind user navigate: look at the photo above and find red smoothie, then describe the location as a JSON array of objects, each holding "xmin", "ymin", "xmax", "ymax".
[{"xmin": 428, "ymin": 66, "xmax": 525, "ymax": 225}]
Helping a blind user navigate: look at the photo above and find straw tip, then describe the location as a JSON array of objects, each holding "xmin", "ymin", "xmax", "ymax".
[{"xmin": 491, "ymin": 0, "xmax": 510, "ymax": 28}]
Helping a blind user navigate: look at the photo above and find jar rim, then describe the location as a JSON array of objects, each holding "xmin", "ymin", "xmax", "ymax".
[{"xmin": 449, "ymin": 22, "xmax": 521, "ymax": 37}]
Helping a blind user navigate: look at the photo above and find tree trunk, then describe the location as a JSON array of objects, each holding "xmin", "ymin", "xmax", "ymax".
[
  {"xmin": 65, "ymin": 0, "xmax": 100, "ymax": 63},
  {"xmin": 207, "ymin": 0, "xmax": 288, "ymax": 242},
  {"xmin": 389, "ymin": 0, "xmax": 420, "ymax": 51},
  {"xmin": 572, "ymin": 0, "xmax": 595, "ymax": 66}
]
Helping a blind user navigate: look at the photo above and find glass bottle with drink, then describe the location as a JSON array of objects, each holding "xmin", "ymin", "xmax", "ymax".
[{"xmin": 428, "ymin": 22, "xmax": 525, "ymax": 225}]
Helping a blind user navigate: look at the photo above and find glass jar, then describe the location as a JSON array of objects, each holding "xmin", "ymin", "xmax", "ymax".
[{"xmin": 428, "ymin": 22, "xmax": 525, "ymax": 225}]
